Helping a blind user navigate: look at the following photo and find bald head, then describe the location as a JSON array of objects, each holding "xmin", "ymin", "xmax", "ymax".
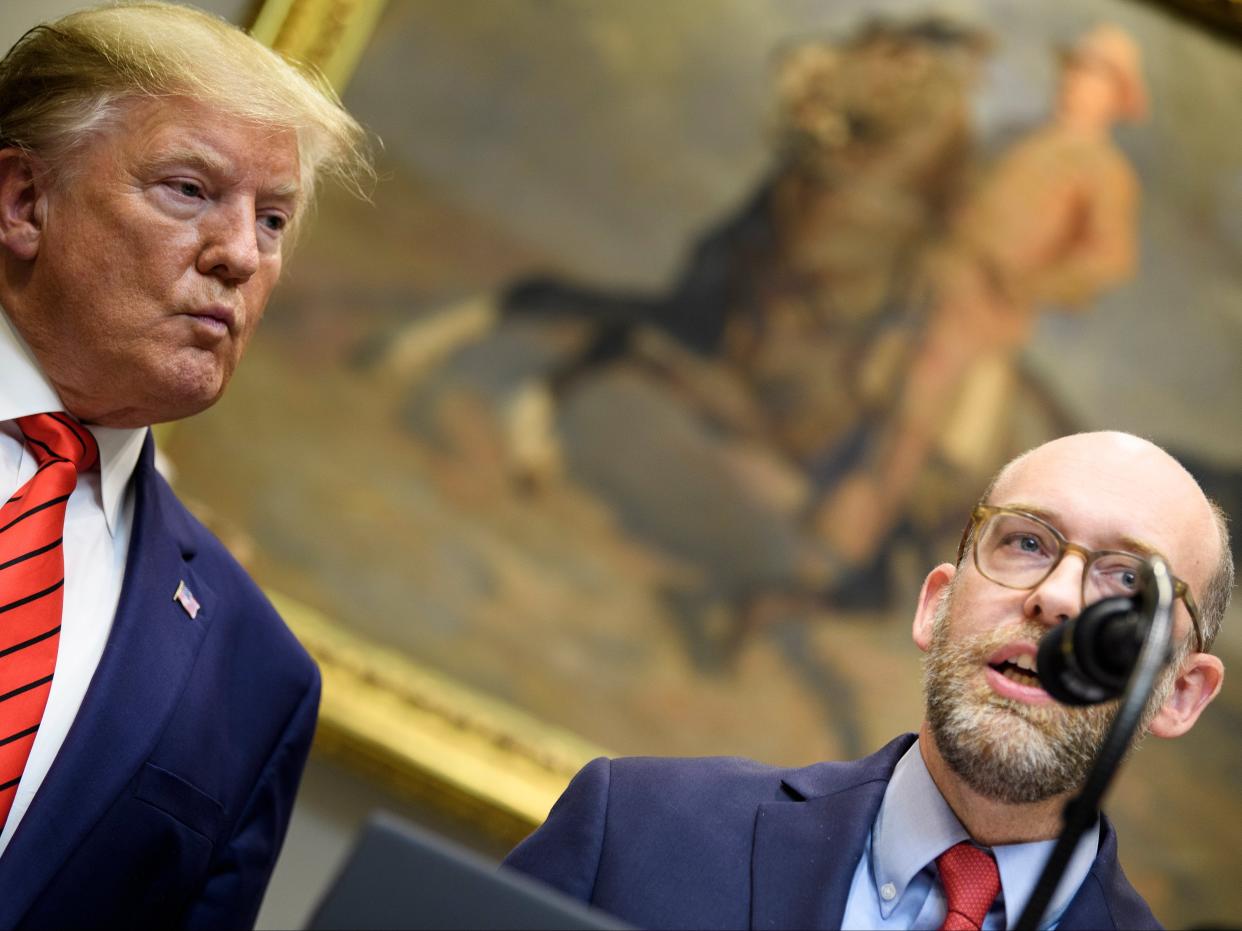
[{"xmin": 978, "ymin": 432, "xmax": 1232, "ymax": 650}]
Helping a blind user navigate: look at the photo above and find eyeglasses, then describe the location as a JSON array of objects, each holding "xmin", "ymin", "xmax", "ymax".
[{"xmin": 957, "ymin": 504, "xmax": 1205, "ymax": 653}]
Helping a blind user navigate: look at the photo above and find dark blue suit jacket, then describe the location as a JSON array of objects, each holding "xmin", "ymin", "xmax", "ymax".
[
  {"xmin": 0, "ymin": 434, "xmax": 320, "ymax": 929},
  {"xmin": 504, "ymin": 734, "xmax": 1160, "ymax": 930}
]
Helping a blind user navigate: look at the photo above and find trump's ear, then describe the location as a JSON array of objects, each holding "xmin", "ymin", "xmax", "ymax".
[
  {"xmin": 912, "ymin": 563, "xmax": 956, "ymax": 653},
  {"xmin": 1147, "ymin": 651, "xmax": 1224, "ymax": 739},
  {"xmin": 0, "ymin": 148, "xmax": 46, "ymax": 261}
]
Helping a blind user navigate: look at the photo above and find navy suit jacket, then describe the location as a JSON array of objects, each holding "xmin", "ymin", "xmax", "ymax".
[
  {"xmin": 0, "ymin": 434, "xmax": 320, "ymax": 929},
  {"xmin": 504, "ymin": 734, "xmax": 1161, "ymax": 930}
]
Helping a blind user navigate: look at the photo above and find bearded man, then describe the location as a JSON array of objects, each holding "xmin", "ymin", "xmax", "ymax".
[
  {"xmin": 503, "ymin": 431, "xmax": 1229, "ymax": 930},
  {"xmin": 0, "ymin": 3, "xmax": 367, "ymax": 927}
]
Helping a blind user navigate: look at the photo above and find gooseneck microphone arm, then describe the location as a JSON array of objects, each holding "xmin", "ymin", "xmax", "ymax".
[{"xmin": 1015, "ymin": 557, "xmax": 1175, "ymax": 931}]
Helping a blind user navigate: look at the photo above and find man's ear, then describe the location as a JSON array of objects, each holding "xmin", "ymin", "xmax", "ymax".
[
  {"xmin": 912, "ymin": 562, "xmax": 956, "ymax": 653},
  {"xmin": 1147, "ymin": 652, "xmax": 1224, "ymax": 739},
  {"xmin": 0, "ymin": 147, "xmax": 47, "ymax": 261}
]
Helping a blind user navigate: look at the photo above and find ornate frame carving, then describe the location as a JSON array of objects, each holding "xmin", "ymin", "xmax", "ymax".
[{"xmin": 248, "ymin": 0, "xmax": 388, "ymax": 91}]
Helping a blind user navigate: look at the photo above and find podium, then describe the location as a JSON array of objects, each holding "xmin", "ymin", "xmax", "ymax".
[{"xmin": 308, "ymin": 811, "xmax": 632, "ymax": 930}]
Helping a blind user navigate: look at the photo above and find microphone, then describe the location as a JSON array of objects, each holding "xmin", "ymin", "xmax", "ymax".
[
  {"xmin": 1035, "ymin": 562, "xmax": 1173, "ymax": 705},
  {"xmin": 1017, "ymin": 558, "xmax": 1177, "ymax": 931}
]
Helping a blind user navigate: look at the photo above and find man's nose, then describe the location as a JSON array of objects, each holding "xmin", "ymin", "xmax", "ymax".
[
  {"xmin": 1024, "ymin": 554, "xmax": 1086, "ymax": 626},
  {"xmin": 197, "ymin": 201, "xmax": 260, "ymax": 283}
]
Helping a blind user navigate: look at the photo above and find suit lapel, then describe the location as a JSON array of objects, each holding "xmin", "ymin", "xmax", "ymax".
[
  {"xmin": 1055, "ymin": 816, "xmax": 1137, "ymax": 930},
  {"xmin": 1057, "ymin": 874, "xmax": 1114, "ymax": 931},
  {"xmin": 0, "ymin": 434, "xmax": 211, "ymax": 925},
  {"xmin": 750, "ymin": 735, "xmax": 914, "ymax": 931}
]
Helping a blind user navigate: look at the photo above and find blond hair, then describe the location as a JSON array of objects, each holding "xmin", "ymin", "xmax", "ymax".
[{"xmin": 0, "ymin": 1, "xmax": 371, "ymax": 212}]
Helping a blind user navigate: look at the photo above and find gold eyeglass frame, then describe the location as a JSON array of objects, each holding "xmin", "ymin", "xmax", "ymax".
[{"xmin": 956, "ymin": 504, "xmax": 1205, "ymax": 653}]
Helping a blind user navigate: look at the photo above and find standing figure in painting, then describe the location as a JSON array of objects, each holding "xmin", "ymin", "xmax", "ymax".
[{"xmin": 816, "ymin": 25, "xmax": 1146, "ymax": 572}]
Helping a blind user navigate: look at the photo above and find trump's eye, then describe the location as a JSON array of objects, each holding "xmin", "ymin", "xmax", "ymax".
[
  {"xmin": 166, "ymin": 179, "xmax": 204, "ymax": 199},
  {"xmin": 259, "ymin": 212, "xmax": 288, "ymax": 234}
]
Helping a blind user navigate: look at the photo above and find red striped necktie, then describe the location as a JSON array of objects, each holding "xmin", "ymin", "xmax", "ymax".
[{"xmin": 0, "ymin": 413, "xmax": 98, "ymax": 827}]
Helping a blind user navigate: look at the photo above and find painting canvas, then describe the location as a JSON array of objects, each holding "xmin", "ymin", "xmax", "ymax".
[{"xmin": 160, "ymin": 0, "xmax": 1242, "ymax": 925}]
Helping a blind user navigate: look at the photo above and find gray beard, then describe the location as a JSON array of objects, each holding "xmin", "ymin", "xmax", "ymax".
[{"xmin": 922, "ymin": 589, "xmax": 1180, "ymax": 805}]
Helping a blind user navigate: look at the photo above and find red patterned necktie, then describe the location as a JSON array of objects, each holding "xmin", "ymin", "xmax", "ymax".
[
  {"xmin": 937, "ymin": 841, "xmax": 1001, "ymax": 931},
  {"xmin": 0, "ymin": 413, "xmax": 98, "ymax": 826}
]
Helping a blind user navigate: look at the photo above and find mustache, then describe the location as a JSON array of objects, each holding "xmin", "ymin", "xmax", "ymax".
[{"xmin": 932, "ymin": 614, "xmax": 1049, "ymax": 658}]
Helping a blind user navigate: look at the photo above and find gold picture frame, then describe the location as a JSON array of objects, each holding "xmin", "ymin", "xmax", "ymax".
[
  {"xmin": 248, "ymin": 0, "xmax": 388, "ymax": 92},
  {"xmin": 269, "ymin": 590, "xmax": 605, "ymax": 845}
]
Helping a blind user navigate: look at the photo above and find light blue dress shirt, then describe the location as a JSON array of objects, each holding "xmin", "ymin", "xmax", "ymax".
[{"xmin": 840, "ymin": 740, "xmax": 1100, "ymax": 930}]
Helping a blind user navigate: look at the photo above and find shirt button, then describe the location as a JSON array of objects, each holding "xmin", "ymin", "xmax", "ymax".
[{"xmin": 881, "ymin": 882, "xmax": 897, "ymax": 901}]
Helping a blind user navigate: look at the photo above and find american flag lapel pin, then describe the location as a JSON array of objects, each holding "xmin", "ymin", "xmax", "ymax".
[{"xmin": 173, "ymin": 580, "xmax": 201, "ymax": 619}]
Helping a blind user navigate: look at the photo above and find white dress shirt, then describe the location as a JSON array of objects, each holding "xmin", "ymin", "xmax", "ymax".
[
  {"xmin": 842, "ymin": 739, "xmax": 1100, "ymax": 930},
  {"xmin": 0, "ymin": 307, "xmax": 146, "ymax": 855}
]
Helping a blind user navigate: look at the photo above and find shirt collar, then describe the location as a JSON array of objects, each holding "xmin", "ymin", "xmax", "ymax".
[
  {"xmin": 871, "ymin": 739, "xmax": 1100, "ymax": 929},
  {"xmin": 0, "ymin": 305, "xmax": 146, "ymax": 536},
  {"xmin": 872, "ymin": 738, "xmax": 971, "ymax": 911}
]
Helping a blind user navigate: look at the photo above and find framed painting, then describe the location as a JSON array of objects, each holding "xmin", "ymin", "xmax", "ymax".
[{"xmin": 157, "ymin": 0, "xmax": 1242, "ymax": 925}]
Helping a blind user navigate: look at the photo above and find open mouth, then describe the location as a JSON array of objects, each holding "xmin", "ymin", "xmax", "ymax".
[{"xmin": 989, "ymin": 653, "xmax": 1040, "ymax": 688}]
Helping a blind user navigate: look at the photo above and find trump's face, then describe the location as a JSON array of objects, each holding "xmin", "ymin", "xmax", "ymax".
[{"xmin": 3, "ymin": 95, "xmax": 300, "ymax": 427}]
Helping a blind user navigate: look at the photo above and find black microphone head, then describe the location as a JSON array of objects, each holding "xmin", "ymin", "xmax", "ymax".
[{"xmin": 1036, "ymin": 596, "xmax": 1142, "ymax": 705}]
